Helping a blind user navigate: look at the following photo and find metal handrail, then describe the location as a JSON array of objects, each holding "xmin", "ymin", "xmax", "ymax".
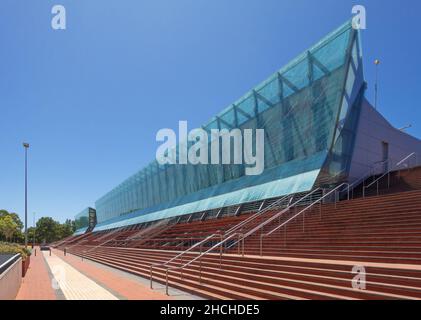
[
  {"xmin": 355, "ymin": 158, "xmax": 389, "ymax": 186},
  {"xmin": 224, "ymin": 188, "xmax": 323, "ymax": 251},
  {"xmin": 77, "ymin": 225, "xmax": 133, "ymax": 258},
  {"xmin": 363, "ymin": 152, "xmax": 417, "ymax": 197},
  {"xmin": 124, "ymin": 219, "xmax": 174, "ymax": 245},
  {"xmin": 158, "ymin": 194, "xmax": 293, "ymax": 250},
  {"xmin": 53, "ymin": 234, "xmax": 78, "ymax": 248},
  {"xmin": 79, "ymin": 220, "xmax": 172, "ymax": 257},
  {"xmin": 90, "ymin": 228, "xmax": 123, "ymax": 243},
  {"xmin": 68, "ymin": 227, "xmax": 133, "ymax": 257},
  {"xmin": 150, "ymin": 195, "xmax": 291, "ymax": 270},
  {"xmin": 150, "ymin": 232, "xmax": 244, "ymax": 295},
  {"xmin": 150, "ymin": 233, "xmax": 222, "ymax": 290},
  {"xmin": 114, "ymin": 236, "xmax": 206, "ymax": 243},
  {"xmin": 237, "ymin": 188, "xmax": 323, "ymax": 242},
  {"xmin": 340, "ymin": 158, "xmax": 390, "ymax": 199},
  {"xmin": 397, "ymin": 152, "xmax": 417, "ymax": 167},
  {"xmin": 150, "ymin": 233, "xmax": 222, "ymax": 269},
  {"xmin": 259, "ymin": 183, "xmax": 350, "ymax": 255},
  {"xmin": 64, "ymin": 231, "xmax": 100, "ymax": 252},
  {"xmin": 224, "ymin": 194, "xmax": 292, "ymax": 235},
  {"xmin": 149, "ymin": 189, "xmax": 320, "ymax": 293}
]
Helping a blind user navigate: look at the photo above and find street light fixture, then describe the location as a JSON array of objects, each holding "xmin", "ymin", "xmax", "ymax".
[
  {"xmin": 399, "ymin": 124, "xmax": 412, "ymax": 132},
  {"xmin": 23, "ymin": 142, "xmax": 30, "ymax": 248}
]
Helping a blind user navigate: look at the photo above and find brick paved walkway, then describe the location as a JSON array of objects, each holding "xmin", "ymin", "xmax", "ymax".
[
  {"xmin": 16, "ymin": 247, "xmax": 56, "ymax": 300},
  {"xmin": 16, "ymin": 247, "xmax": 195, "ymax": 300},
  {"xmin": 52, "ymin": 248, "xmax": 173, "ymax": 300},
  {"xmin": 44, "ymin": 251, "xmax": 118, "ymax": 300}
]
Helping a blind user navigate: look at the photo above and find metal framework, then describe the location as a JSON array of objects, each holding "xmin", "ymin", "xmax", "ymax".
[{"xmin": 80, "ymin": 20, "xmax": 365, "ymax": 234}]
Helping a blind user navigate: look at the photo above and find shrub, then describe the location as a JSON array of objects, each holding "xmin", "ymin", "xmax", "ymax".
[{"xmin": 0, "ymin": 242, "xmax": 31, "ymax": 261}]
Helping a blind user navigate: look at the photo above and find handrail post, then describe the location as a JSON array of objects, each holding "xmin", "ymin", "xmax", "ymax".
[
  {"xmin": 237, "ymin": 234, "xmax": 240, "ymax": 255},
  {"xmin": 219, "ymin": 242, "xmax": 222, "ymax": 270},
  {"xmin": 165, "ymin": 269, "xmax": 169, "ymax": 296},
  {"xmin": 260, "ymin": 235, "xmax": 263, "ymax": 256},
  {"xmin": 303, "ymin": 212, "xmax": 305, "ymax": 233},
  {"xmin": 284, "ymin": 225, "xmax": 287, "ymax": 247},
  {"xmin": 151, "ymin": 187, "xmax": 333, "ymax": 286},
  {"xmin": 319, "ymin": 200, "xmax": 322, "ymax": 220},
  {"xmin": 199, "ymin": 244, "xmax": 202, "ymax": 284},
  {"xmin": 150, "ymin": 266, "xmax": 153, "ymax": 289},
  {"xmin": 242, "ymin": 235, "xmax": 245, "ymax": 257},
  {"xmin": 180, "ymin": 256, "xmax": 183, "ymax": 279}
]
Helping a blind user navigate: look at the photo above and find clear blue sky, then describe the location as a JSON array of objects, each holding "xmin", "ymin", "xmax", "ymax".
[{"xmin": 1, "ymin": 0, "xmax": 420, "ymax": 225}]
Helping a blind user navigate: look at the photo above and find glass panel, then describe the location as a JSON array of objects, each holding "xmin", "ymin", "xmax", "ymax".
[
  {"xmin": 257, "ymin": 77, "xmax": 280, "ymax": 105},
  {"xmin": 312, "ymin": 29, "xmax": 350, "ymax": 71},
  {"xmin": 94, "ymin": 21, "xmax": 361, "ymax": 229},
  {"xmin": 282, "ymin": 58, "xmax": 309, "ymax": 91},
  {"xmin": 237, "ymin": 96, "xmax": 255, "ymax": 119},
  {"xmin": 345, "ymin": 65, "xmax": 356, "ymax": 97},
  {"xmin": 352, "ymin": 40, "xmax": 359, "ymax": 70}
]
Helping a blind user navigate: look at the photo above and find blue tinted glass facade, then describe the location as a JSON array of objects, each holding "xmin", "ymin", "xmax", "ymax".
[
  {"xmin": 74, "ymin": 207, "xmax": 96, "ymax": 234},
  {"xmin": 74, "ymin": 208, "xmax": 89, "ymax": 234},
  {"xmin": 94, "ymin": 21, "xmax": 365, "ymax": 230}
]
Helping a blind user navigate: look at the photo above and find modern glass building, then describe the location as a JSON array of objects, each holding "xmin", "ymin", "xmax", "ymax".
[
  {"xmin": 76, "ymin": 20, "xmax": 421, "ymax": 233},
  {"xmin": 74, "ymin": 207, "xmax": 97, "ymax": 235}
]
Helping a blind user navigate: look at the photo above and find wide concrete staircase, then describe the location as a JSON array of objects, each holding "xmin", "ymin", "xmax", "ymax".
[
  {"xmin": 62, "ymin": 241, "xmax": 421, "ymax": 300},
  {"xmin": 58, "ymin": 186, "xmax": 421, "ymax": 300},
  {"xmin": 244, "ymin": 190, "xmax": 421, "ymax": 264},
  {"xmin": 352, "ymin": 166, "xmax": 421, "ymax": 198},
  {"xmin": 54, "ymin": 166, "xmax": 421, "ymax": 300}
]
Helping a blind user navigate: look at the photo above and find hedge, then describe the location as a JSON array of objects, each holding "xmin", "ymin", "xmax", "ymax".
[{"xmin": 0, "ymin": 242, "xmax": 31, "ymax": 261}]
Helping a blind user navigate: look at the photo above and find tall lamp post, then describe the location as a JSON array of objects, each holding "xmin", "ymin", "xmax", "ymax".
[
  {"xmin": 23, "ymin": 142, "xmax": 30, "ymax": 248},
  {"xmin": 33, "ymin": 212, "xmax": 36, "ymax": 248}
]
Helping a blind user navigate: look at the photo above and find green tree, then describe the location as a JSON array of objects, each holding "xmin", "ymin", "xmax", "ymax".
[
  {"xmin": 0, "ymin": 210, "xmax": 23, "ymax": 229},
  {"xmin": 0, "ymin": 215, "xmax": 19, "ymax": 242},
  {"xmin": 64, "ymin": 219, "xmax": 75, "ymax": 236},
  {"xmin": 27, "ymin": 227, "xmax": 39, "ymax": 244},
  {"xmin": 36, "ymin": 217, "xmax": 60, "ymax": 243},
  {"xmin": 54, "ymin": 219, "xmax": 74, "ymax": 240},
  {"xmin": 0, "ymin": 210, "xmax": 24, "ymax": 242},
  {"xmin": 0, "ymin": 211, "xmax": 78, "ymax": 244},
  {"xmin": 0, "ymin": 209, "xmax": 9, "ymax": 217}
]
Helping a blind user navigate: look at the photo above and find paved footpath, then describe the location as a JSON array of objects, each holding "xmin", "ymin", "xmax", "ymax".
[
  {"xmin": 43, "ymin": 251, "xmax": 118, "ymax": 300},
  {"xmin": 16, "ymin": 247, "xmax": 195, "ymax": 300},
  {"xmin": 16, "ymin": 247, "xmax": 57, "ymax": 300},
  {"xmin": 51, "ymin": 248, "xmax": 175, "ymax": 300}
]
